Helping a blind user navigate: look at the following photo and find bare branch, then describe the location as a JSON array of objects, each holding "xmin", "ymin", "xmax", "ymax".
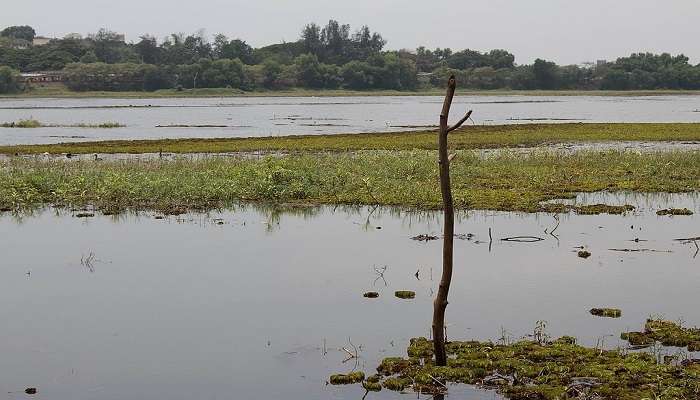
[{"xmin": 447, "ymin": 110, "xmax": 473, "ymax": 133}]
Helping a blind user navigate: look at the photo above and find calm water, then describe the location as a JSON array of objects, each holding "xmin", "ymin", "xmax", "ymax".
[
  {"xmin": 1, "ymin": 193, "xmax": 699, "ymax": 399},
  {"xmin": 0, "ymin": 95, "xmax": 699, "ymax": 145}
]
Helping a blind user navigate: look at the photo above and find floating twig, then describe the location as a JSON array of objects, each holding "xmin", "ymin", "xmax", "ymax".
[{"xmin": 501, "ymin": 236, "xmax": 545, "ymax": 243}]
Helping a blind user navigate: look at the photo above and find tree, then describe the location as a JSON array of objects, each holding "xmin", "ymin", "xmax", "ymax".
[
  {"xmin": 80, "ymin": 51, "xmax": 98, "ymax": 63},
  {"xmin": 135, "ymin": 35, "xmax": 161, "ymax": 64},
  {"xmin": 532, "ymin": 58, "xmax": 558, "ymax": 89},
  {"xmin": 301, "ymin": 23, "xmax": 322, "ymax": 56},
  {"xmin": 1, "ymin": 26, "xmax": 36, "ymax": 42},
  {"xmin": 217, "ymin": 39, "xmax": 254, "ymax": 64},
  {"xmin": 433, "ymin": 76, "xmax": 472, "ymax": 366},
  {"xmin": 295, "ymin": 53, "xmax": 323, "ymax": 88},
  {"xmin": 0, "ymin": 66, "xmax": 22, "ymax": 93}
]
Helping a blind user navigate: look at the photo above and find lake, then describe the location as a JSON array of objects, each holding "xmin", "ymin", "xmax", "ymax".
[
  {"xmin": 0, "ymin": 95, "xmax": 699, "ymax": 145},
  {"xmin": 1, "ymin": 192, "xmax": 698, "ymax": 399}
]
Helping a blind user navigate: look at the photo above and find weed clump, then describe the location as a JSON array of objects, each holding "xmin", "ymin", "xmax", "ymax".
[
  {"xmin": 657, "ymin": 208, "xmax": 694, "ymax": 216},
  {"xmin": 621, "ymin": 319, "xmax": 700, "ymax": 350},
  {"xmin": 363, "ymin": 292, "xmax": 379, "ymax": 298},
  {"xmin": 365, "ymin": 332, "xmax": 700, "ymax": 399},
  {"xmin": 329, "ymin": 371, "xmax": 365, "ymax": 385},
  {"xmin": 590, "ymin": 308, "xmax": 622, "ymax": 318},
  {"xmin": 578, "ymin": 250, "xmax": 592, "ymax": 258},
  {"xmin": 395, "ymin": 291, "xmax": 416, "ymax": 299}
]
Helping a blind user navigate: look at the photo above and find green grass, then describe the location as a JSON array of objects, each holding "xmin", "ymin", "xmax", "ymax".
[
  {"xmin": 1, "ymin": 119, "xmax": 42, "ymax": 128},
  {"xmin": 1, "ymin": 150, "xmax": 698, "ymax": 213},
  {"xmin": 4, "ymin": 84, "xmax": 700, "ymax": 98},
  {"xmin": 3, "ymin": 123, "xmax": 699, "ymax": 155}
]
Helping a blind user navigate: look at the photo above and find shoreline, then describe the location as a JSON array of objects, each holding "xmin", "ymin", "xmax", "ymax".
[{"xmin": 4, "ymin": 87, "xmax": 700, "ymax": 99}]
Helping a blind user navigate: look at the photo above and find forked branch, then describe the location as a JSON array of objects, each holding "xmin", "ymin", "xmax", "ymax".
[{"xmin": 447, "ymin": 110, "xmax": 473, "ymax": 133}]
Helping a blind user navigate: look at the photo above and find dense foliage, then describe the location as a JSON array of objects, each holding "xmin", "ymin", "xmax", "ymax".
[
  {"xmin": 2, "ymin": 21, "xmax": 700, "ymax": 92},
  {"xmin": 0, "ymin": 66, "xmax": 22, "ymax": 93}
]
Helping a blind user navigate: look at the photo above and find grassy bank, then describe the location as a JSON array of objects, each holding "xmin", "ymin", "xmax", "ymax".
[
  {"xmin": 4, "ymin": 85, "xmax": 700, "ymax": 99},
  {"xmin": 3, "ymin": 123, "xmax": 700, "ymax": 155},
  {"xmin": 1, "ymin": 150, "xmax": 698, "ymax": 213}
]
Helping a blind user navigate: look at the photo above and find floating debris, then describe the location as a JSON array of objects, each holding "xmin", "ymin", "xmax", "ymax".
[
  {"xmin": 395, "ymin": 291, "xmax": 416, "ymax": 299},
  {"xmin": 411, "ymin": 234, "xmax": 439, "ymax": 242},
  {"xmin": 75, "ymin": 212, "xmax": 95, "ymax": 218},
  {"xmin": 25, "ymin": 388, "xmax": 37, "ymax": 395},
  {"xmin": 578, "ymin": 250, "xmax": 592, "ymax": 259},
  {"xmin": 363, "ymin": 292, "xmax": 379, "ymax": 298},
  {"xmin": 590, "ymin": 308, "xmax": 621, "ymax": 318},
  {"xmin": 657, "ymin": 208, "xmax": 694, "ymax": 216}
]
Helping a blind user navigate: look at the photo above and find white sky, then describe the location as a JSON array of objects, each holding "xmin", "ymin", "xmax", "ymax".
[{"xmin": 3, "ymin": 0, "xmax": 699, "ymax": 65}]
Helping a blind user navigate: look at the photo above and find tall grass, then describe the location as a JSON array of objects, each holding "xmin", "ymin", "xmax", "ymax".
[{"xmin": 1, "ymin": 150, "xmax": 698, "ymax": 213}]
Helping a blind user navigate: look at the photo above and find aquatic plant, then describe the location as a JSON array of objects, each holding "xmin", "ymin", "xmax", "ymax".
[
  {"xmin": 1, "ymin": 150, "xmax": 699, "ymax": 213},
  {"xmin": 590, "ymin": 308, "xmax": 622, "ymax": 318},
  {"xmin": 360, "ymin": 333, "xmax": 700, "ymax": 399}
]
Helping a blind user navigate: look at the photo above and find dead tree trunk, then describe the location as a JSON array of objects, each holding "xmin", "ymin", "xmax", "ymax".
[{"xmin": 432, "ymin": 76, "xmax": 472, "ymax": 366}]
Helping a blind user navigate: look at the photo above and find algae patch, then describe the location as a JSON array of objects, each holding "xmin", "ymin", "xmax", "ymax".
[
  {"xmin": 395, "ymin": 291, "xmax": 416, "ymax": 299},
  {"xmin": 621, "ymin": 318, "xmax": 700, "ymax": 351},
  {"xmin": 345, "ymin": 321, "xmax": 700, "ymax": 399},
  {"xmin": 329, "ymin": 371, "xmax": 365, "ymax": 385},
  {"xmin": 590, "ymin": 308, "xmax": 622, "ymax": 318}
]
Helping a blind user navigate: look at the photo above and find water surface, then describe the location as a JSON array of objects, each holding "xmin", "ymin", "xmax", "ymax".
[
  {"xmin": 1, "ymin": 193, "xmax": 699, "ymax": 399},
  {"xmin": 1, "ymin": 95, "xmax": 699, "ymax": 145}
]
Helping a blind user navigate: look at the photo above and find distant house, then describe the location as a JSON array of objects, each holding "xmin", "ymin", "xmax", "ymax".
[
  {"xmin": 64, "ymin": 33, "xmax": 83, "ymax": 40},
  {"xmin": 32, "ymin": 36, "xmax": 55, "ymax": 46},
  {"xmin": 21, "ymin": 71, "xmax": 64, "ymax": 83}
]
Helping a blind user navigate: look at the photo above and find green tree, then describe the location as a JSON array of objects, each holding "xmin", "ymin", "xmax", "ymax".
[
  {"xmin": 0, "ymin": 66, "xmax": 22, "ymax": 93},
  {"xmin": 1, "ymin": 26, "xmax": 36, "ymax": 41},
  {"xmin": 532, "ymin": 58, "xmax": 559, "ymax": 89}
]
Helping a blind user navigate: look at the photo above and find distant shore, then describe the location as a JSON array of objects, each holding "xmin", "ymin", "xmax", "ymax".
[{"xmin": 3, "ymin": 86, "xmax": 700, "ymax": 99}]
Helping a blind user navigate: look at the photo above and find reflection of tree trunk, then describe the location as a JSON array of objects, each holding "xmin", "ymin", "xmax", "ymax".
[{"xmin": 432, "ymin": 76, "xmax": 471, "ymax": 366}]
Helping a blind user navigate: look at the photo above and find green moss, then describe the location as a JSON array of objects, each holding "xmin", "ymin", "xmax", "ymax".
[
  {"xmin": 657, "ymin": 208, "xmax": 694, "ymax": 216},
  {"xmin": 329, "ymin": 371, "xmax": 365, "ymax": 385},
  {"xmin": 575, "ymin": 204, "xmax": 636, "ymax": 215},
  {"xmin": 394, "ymin": 291, "xmax": 416, "ymax": 299},
  {"xmin": 368, "ymin": 332, "xmax": 700, "ymax": 399},
  {"xmin": 621, "ymin": 319, "xmax": 700, "ymax": 348},
  {"xmin": 590, "ymin": 308, "xmax": 622, "ymax": 318},
  {"xmin": 362, "ymin": 380, "xmax": 382, "ymax": 391},
  {"xmin": 382, "ymin": 377, "xmax": 411, "ymax": 391}
]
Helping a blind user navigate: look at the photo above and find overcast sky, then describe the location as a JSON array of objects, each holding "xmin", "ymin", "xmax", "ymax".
[{"xmin": 3, "ymin": 0, "xmax": 699, "ymax": 65}]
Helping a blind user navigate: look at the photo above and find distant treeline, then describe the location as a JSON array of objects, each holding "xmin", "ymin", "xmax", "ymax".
[{"xmin": 2, "ymin": 22, "xmax": 700, "ymax": 93}]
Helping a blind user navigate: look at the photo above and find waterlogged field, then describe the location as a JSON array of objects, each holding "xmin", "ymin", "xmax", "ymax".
[
  {"xmin": 1, "ymin": 95, "xmax": 700, "ymax": 145},
  {"xmin": 0, "ymin": 193, "xmax": 699, "ymax": 400}
]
